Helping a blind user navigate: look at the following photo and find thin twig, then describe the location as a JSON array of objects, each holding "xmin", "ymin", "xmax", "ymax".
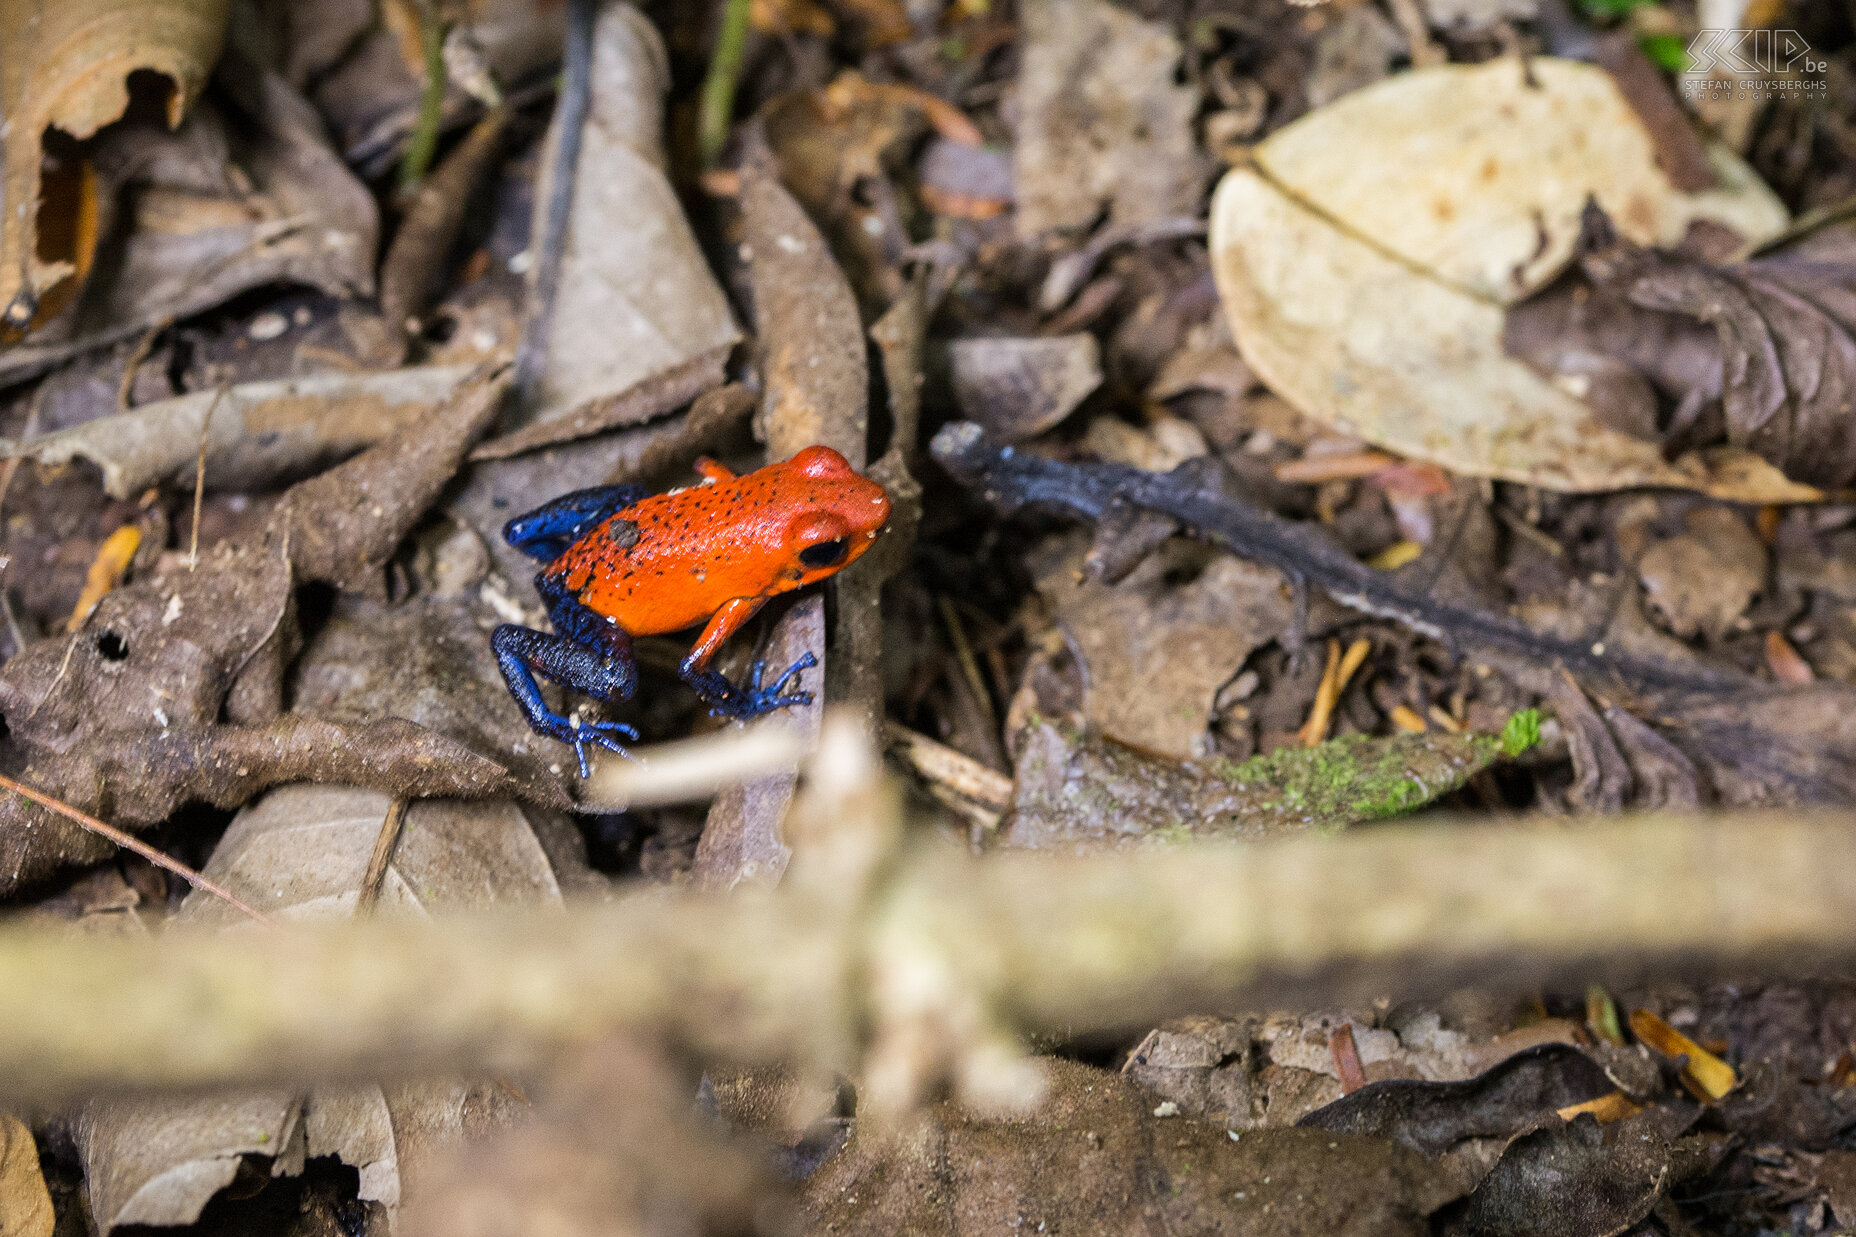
[
  {"xmin": 358, "ymin": 797, "xmax": 411, "ymax": 911},
  {"xmin": 699, "ymin": 0, "xmax": 754, "ymax": 169},
  {"xmin": 0, "ymin": 772, "xmax": 271, "ymax": 926},
  {"xmin": 114, "ymin": 319, "xmax": 170, "ymax": 411},
  {"xmin": 512, "ymin": 0, "xmax": 598, "ymax": 410},
  {"xmin": 189, "ymin": 384, "xmax": 228, "ymax": 571}
]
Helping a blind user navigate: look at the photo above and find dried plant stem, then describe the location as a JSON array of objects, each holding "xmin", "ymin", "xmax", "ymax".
[
  {"xmin": 358, "ymin": 797, "xmax": 411, "ymax": 911},
  {"xmin": 188, "ymin": 384, "xmax": 228, "ymax": 570},
  {"xmin": 0, "ymin": 772, "xmax": 270, "ymax": 926},
  {"xmin": 0, "ymin": 810, "xmax": 1852, "ymax": 1102}
]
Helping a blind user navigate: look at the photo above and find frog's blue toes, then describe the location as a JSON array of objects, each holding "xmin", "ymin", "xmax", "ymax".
[
  {"xmin": 567, "ymin": 717, "xmax": 641, "ymax": 779},
  {"xmin": 686, "ymin": 652, "xmax": 818, "ymax": 720}
]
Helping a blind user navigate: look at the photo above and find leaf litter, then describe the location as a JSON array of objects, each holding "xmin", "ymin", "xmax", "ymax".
[{"xmin": 11, "ymin": 1, "xmax": 1856, "ymax": 1234}]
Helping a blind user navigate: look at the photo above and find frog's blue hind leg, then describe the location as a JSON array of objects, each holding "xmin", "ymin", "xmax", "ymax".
[
  {"xmin": 502, "ymin": 484, "xmax": 647, "ymax": 562},
  {"xmin": 492, "ymin": 577, "xmax": 641, "ymax": 777}
]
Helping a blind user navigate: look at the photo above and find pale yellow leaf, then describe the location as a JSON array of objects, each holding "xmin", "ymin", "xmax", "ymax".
[{"xmin": 0, "ymin": 1113, "xmax": 52, "ymax": 1237}]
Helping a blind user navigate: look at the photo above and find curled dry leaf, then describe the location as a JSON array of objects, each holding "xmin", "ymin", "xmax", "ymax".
[
  {"xmin": 1, "ymin": 54, "xmax": 379, "ymax": 386},
  {"xmin": 1569, "ymin": 210, "xmax": 1856, "ymax": 487},
  {"xmin": 1209, "ymin": 57, "xmax": 1809, "ymax": 500},
  {"xmin": 11, "ymin": 365, "xmax": 472, "ymax": 499},
  {"xmin": 517, "ymin": 4, "xmax": 740, "ymax": 434},
  {"xmin": 1014, "ymin": 0, "xmax": 1207, "ymax": 237},
  {"xmin": 0, "ymin": 0, "xmax": 227, "ymax": 330},
  {"xmin": 81, "ymin": 783, "xmax": 569, "ymax": 1231}
]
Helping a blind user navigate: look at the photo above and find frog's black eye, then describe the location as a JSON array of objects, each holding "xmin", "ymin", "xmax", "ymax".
[{"xmin": 799, "ymin": 538, "xmax": 849, "ymax": 569}]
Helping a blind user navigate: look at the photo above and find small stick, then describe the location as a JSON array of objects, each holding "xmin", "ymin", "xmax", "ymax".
[
  {"xmin": 0, "ymin": 772, "xmax": 271, "ymax": 925},
  {"xmin": 189, "ymin": 384, "xmax": 228, "ymax": 570},
  {"xmin": 114, "ymin": 319, "xmax": 169, "ymax": 411},
  {"xmin": 357, "ymin": 798, "xmax": 411, "ymax": 911}
]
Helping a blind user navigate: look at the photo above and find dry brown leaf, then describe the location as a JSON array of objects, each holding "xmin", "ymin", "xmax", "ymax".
[
  {"xmin": 692, "ymin": 138, "xmax": 872, "ymax": 890},
  {"xmin": 948, "ymin": 335, "xmax": 1101, "ymax": 443},
  {"xmin": 80, "ymin": 784, "xmax": 566, "ymax": 1231},
  {"xmin": 1209, "ymin": 57, "xmax": 1810, "ymax": 500},
  {"xmin": 1032, "ymin": 532, "xmax": 1289, "ymax": 759},
  {"xmin": 519, "ymin": 5, "xmax": 740, "ymax": 433},
  {"xmin": 0, "ymin": 0, "xmax": 228, "ymax": 330},
  {"xmin": 0, "ymin": 1114, "xmax": 52, "ymax": 1237}
]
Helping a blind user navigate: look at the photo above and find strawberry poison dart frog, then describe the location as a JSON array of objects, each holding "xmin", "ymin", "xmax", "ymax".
[{"xmin": 492, "ymin": 446, "xmax": 891, "ymax": 776}]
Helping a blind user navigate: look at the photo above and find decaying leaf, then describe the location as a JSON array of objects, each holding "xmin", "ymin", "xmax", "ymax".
[
  {"xmin": 1032, "ymin": 532, "xmax": 1289, "ymax": 759},
  {"xmin": 517, "ymin": 4, "xmax": 739, "ymax": 434},
  {"xmin": 0, "ymin": 1114, "xmax": 51, "ymax": 1237},
  {"xmin": 80, "ymin": 783, "xmax": 566, "ymax": 1231},
  {"xmin": 0, "ymin": 0, "xmax": 228, "ymax": 330},
  {"xmin": 292, "ymin": 594, "xmax": 573, "ymax": 806},
  {"xmin": 1, "ymin": 53, "xmax": 379, "ymax": 387},
  {"xmin": 1014, "ymin": 0, "xmax": 1207, "ymax": 237},
  {"xmin": 1208, "ymin": 57, "xmax": 1810, "ymax": 500},
  {"xmin": 1440, "ymin": 1111, "xmax": 1680, "ymax": 1237},
  {"xmin": 1000, "ymin": 712, "xmax": 1535, "ymax": 851},
  {"xmin": 0, "ymin": 367, "xmax": 519, "ymax": 892},
  {"xmin": 1563, "ymin": 208, "xmax": 1856, "ymax": 487},
  {"xmin": 802, "ymin": 1057, "xmax": 1458, "ymax": 1236},
  {"xmin": 10, "ymin": 365, "xmax": 472, "ymax": 499},
  {"xmin": 948, "ymin": 335, "xmax": 1101, "ymax": 443}
]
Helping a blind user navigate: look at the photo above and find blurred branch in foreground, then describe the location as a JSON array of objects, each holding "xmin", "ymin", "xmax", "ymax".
[{"xmin": 0, "ymin": 719, "xmax": 1850, "ymax": 1111}]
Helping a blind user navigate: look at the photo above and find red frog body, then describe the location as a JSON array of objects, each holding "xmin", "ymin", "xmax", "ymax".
[{"xmin": 492, "ymin": 446, "xmax": 891, "ymax": 775}]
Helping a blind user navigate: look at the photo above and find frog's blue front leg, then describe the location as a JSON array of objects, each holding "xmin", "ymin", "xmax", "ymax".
[
  {"xmin": 503, "ymin": 484, "xmax": 647, "ymax": 562},
  {"xmin": 492, "ymin": 576, "xmax": 641, "ymax": 777}
]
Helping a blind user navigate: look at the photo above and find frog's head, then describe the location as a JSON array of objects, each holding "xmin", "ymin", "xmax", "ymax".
[{"xmin": 780, "ymin": 445, "xmax": 892, "ymax": 587}]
